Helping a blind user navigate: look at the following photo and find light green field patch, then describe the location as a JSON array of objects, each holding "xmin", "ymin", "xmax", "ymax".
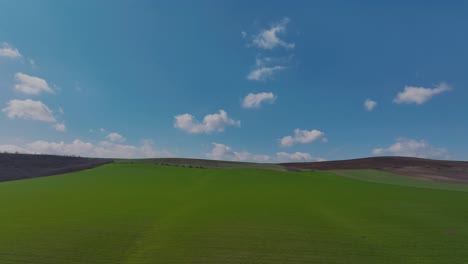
[
  {"xmin": 332, "ymin": 169, "xmax": 468, "ymax": 192},
  {"xmin": 1, "ymin": 164, "xmax": 468, "ymax": 263}
]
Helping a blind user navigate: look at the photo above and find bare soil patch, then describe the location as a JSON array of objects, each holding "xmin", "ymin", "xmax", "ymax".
[
  {"xmin": 0, "ymin": 153, "xmax": 112, "ymax": 182},
  {"xmin": 282, "ymin": 156, "xmax": 468, "ymax": 183}
]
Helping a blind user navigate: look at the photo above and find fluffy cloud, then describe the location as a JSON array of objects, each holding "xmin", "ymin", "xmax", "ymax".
[
  {"xmin": 252, "ymin": 18, "xmax": 295, "ymax": 50},
  {"xmin": 206, "ymin": 142, "xmax": 238, "ymax": 161},
  {"xmin": 0, "ymin": 139, "xmax": 169, "ymax": 159},
  {"xmin": 174, "ymin": 110, "xmax": 240, "ymax": 134},
  {"xmin": 280, "ymin": 129, "xmax": 327, "ymax": 147},
  {"xmin": 206, "ymin": 143, "xmax": 270, "ymax": 162},
  {"xmin": 14, "ymin": 73, "xmax": 54, "ymax": 95},
  {"xmin": 54, "ymin": 123, "xmax": 66, "ymax": 132},
  {"xmin": 246, "ymin": 56, "xmax": 291, "ymax": 81},
  {"xmin": 276, "ymin": 152, "xmax": 320, "ymax": 162},
  {"xmin": 242, "ymin": 92, "xmax": 277, "ymax": 108},
  {"xmin": 364, "ymin": 99, "xmax": 377, "ymax": 111},
  {"xmin": 206, "ymin": 143, "xmax": 322, "ymax": 163},
  {"xmin": 0, "ymin": 43, "xmax": 22, "ymax": 58},
  {"xmin": 372, "ymin": 138, "xmax": 449, "ymax": 159},
  {"xmin": 393, "ymin": 83, "xmax": 451, "ymax": 105},
  {"xmin": 2, "ymin": 99, "xmax": 56, "ymax": 122},
  {"xmin": 106, "ymin": 132, "xmax": 126, "ymax": 142},
  {"xmin": 247, "ymin": 65, "xmax": 285, "ymax": 81}
]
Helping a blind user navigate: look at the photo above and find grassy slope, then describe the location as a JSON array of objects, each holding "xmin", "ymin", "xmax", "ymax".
[
  {"xmin": 332, "ymin": 169, "xmax": 468, "ymax": 192},
  {"xmin": 1, "ymin": 164, "xmax": 468, "ymax": 263},
  {"xmin": 115, "ymin": 157, "xmax": 286, "ymax": 171}
]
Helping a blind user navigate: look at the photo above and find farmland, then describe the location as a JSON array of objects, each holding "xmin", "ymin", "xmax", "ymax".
[{"xmin": 1, "ymin": 162, "xmax": 468, "ymax": 263}]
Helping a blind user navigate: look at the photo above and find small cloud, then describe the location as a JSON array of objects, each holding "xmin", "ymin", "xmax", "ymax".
[
  {"xmin": 372, "ymin": 138, "xmax": 449, "ymax": 159},
  {"xmin": 106, "ymin": 132, "xmax": 126, "ymax": 143},
  {"xmin": 364, "ymin": 99, "xmax": 377, "ymax": 111},
  {"xmin": 241, "ymin": 31, "xmax": 247, "ymax": 38},
  {"xmin": 247, "ymin": 65, "xmax": 285, "ymax": 81},
  {"xmin": 207, "ymin": 143, "xmax": 270, "ymax": 162},
  {"xmin": 174, "ymin": 110, "xmax": 240, "ymax": 134},
  {"xmin": 206, "ymin": 143, "xmax": 323, "ymax": 163},
  {"xmin": 14, "ymin": 73, "xmax": 54, "ymax": 95},
  {"xmin": 242, "ymin": 92, "xmax": 277, "ymax": 108},
  {"xmin": 393, "ymin": 83, "xmax": 451, "ymax": 105},
  {"xmin": 280, "ymin": 129, "xmax": 327, "ymax": 147},
  {"xmin": 2, "ymin": 99, "xmax": 56, "ymax": 123},
  {"xmin": 251, "ymin": 17, "xmax": 295, "ymax": 50},
  {"xmin": 246, "ymin": 55, "xmax": 292, "ymax": 82},
  {"xmin": 54, "ymin": 123, "xmax": 66, "ymax": 132},
  {"xmin": 0, "ymin": 43, "xmax": 22, "ymax": 59},
  {"xmin": 207, "ymin": 142, "xmax": 246, "ymax": 161},
  {"xmin": 276, "ymin": 152, "xmax": 324, "ymax": 162}
]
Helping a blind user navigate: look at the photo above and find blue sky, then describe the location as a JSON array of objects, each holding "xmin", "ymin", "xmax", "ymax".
[{"xmin": 0, "ymin": 0, "xmax": 467, "ymax": 161}]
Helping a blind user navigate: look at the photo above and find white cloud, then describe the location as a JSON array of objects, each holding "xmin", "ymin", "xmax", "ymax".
[
  {"xmin": 372, "ymin": 138, "xmax": 449, "ymax": 159},
  {"xmin": 242, "ymin": 92, "xmax": 277, "ymax": 108},
  {"xmin": 280, "ymin": 129, "xmax": 327, "ymax": 147},
  {"xmin": 106, "ymin": 132, "xmax": 126, "ymax": 142},
  {"xmin": 206, "ymin": 143, "xmax": 270, "ymax": 162},
  {"xmin": 174, "ymin": 110, "xmax": 240, "ymax": 134},
  {"xmin": 252, "ymin": 18, "xmax": 295, "ymax": 50},
  {"xmin": 14, "ymin": 73, "xmax": 54, "ymax": 95},
  {"xmin": 54, "ymin": 123, "xmax": 66, "ymax": 132},
  {"xmin": 207, "ymin": 143, "xmax": 241, "ymax": 161},
  {"xmin": 393, "ymin": 83, "xmax": 451, "ymax": 105},
  {"xmin": 247, "ymin": 65, "xmax": 285, "ymax": 81},
  {"xmin": 0, "ymin": 139, "xmax": 169, "ymax": 159},
  {"xmin": 0, "ymin": 43, "xmax": 22, "ymax": 58},
  {"xmin": 206, "ymin": 143, "xmax": 322, "ymax": 163},
  {"xmin": 276, "ymin": 152, "xmax": 313, "ymax": 162},
  {"xmin": 2, "ymin": 99, "xmax": 56, "ymax": 123},
  {"xmin": 246, "ymin": 56, "xmax": 292, "ymax": 81},
  {"xmin": 364, "ymin": 99, "xmax": 377, "ymax": 111},
  {"xmin": 275, "ymin": 152, "xmax": 326, "ymax": 162},
  {"xmin": 207, "ymin": 143, "xmax": 264, "ymax": 162}
]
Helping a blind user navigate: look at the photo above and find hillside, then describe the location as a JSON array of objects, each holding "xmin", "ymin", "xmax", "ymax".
[
  {"xmin": 116, "ymin": 157, "xmax": 285, "ymax": 171},
  {"xmin": 282, "ymin": 156, "xmax": 468, "ymax": 183},
  {"xmin": 1, "ymin": 154, "xmax": 468, "ymax": 184},
  {"xmin": 0, "ymin": 153, "xmax": 112, "ymax": 182}
]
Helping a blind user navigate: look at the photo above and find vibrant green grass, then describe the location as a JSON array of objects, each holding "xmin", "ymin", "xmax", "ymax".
[{"xmin": 1, "ymin": 164, "xmax": 468, "ymax": 263}]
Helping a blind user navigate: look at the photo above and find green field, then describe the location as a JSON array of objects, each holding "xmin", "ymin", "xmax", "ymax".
[
  {"xmin": 333, "ymin": 169, "xmax": 468, "ymax": 192},
  {"xmin": 1, "ymin": 163, "xmax": 468, "ymax": 263}
]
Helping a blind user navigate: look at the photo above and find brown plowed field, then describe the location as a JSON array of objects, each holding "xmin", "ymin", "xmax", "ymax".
[
  {"xmin": 282, "ymin": 156, "xmax": 468, "ymax": 183},
  {"xmin": 0, "ymin": 153, "xmax": 112, "ymax": 182}
]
